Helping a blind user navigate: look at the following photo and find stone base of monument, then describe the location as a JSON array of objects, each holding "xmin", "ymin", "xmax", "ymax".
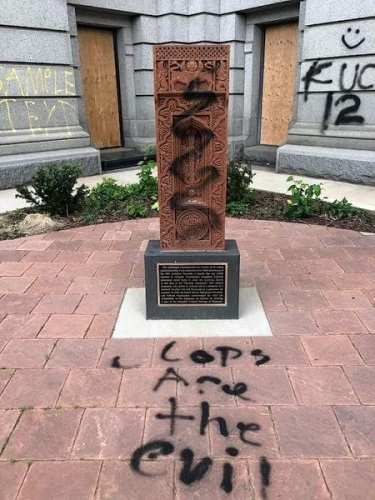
[{"xmin": 144, "ymin": 239, "xmax": 240, "ymax": 320}]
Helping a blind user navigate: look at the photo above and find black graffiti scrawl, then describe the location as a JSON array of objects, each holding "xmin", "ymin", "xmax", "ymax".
[
  {"xmin": 301, "ymin": 26, "xmax": 372, "ymax": 133},
  {"xmin": 126, "ymin": 340, "xmax": 271, "ymax": 495}
]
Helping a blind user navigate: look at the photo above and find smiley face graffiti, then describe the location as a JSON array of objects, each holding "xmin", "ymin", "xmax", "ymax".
[{"xmin": 342, "ymin": 27, "xmax": 366, "ymax": 50}]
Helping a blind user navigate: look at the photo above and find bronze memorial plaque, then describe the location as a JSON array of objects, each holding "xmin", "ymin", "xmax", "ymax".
[{"xmin": 153, "ymin": 45, "xmax": 230, "ymax": 250}]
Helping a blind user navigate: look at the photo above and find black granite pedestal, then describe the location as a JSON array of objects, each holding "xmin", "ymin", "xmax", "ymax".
[{"xmin": 144, "ymin": 240, "xmax": 240, "ymax": 320}]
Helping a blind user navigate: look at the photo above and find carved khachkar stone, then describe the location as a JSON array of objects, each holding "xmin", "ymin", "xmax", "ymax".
[{"xmin": 153, "ymin": 45, "xmax": 230, "ymax": 250}]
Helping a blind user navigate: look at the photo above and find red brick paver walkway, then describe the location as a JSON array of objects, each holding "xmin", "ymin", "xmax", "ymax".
[{"xmin": 0, "ymin": 218, "xmax": 374, "ymax": 499}]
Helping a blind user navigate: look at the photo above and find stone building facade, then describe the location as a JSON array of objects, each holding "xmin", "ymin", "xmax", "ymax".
[{"xmin": 0, "ymin": 0, "xmax": 374, "ymax": 188}]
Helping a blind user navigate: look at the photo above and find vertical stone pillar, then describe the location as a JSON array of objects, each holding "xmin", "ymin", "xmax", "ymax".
[{"xmin": 153, "ymin": 45, "xmax": 230, "ymax": 250}]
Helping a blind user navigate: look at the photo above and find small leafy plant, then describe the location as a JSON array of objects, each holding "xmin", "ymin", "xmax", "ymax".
[
  {"xmin": 324, "ymin": 197, "xmax": 366, "ymax": 219},
  {"xmin": 126, "ymin": 203, "xmax": 148, "ymax": 218},
  {"xmin": 226, "ymin": 201, "xmax": 247, "ymax": 215},
  {"xmin": 16, "ymin": 164, "xmax": 89, "ymax": 217},
  {"xmin": 226, "ymin": 161, "xmax": 254, "ymax": 205},
  {"xmin": 83, "ymin": 178, "xmax": 131, "ymax": 221},
  {"xmin": 283, "ymin": 176, "xmax": 322, "ymax": 218},
  {"xmin": 136, "ymin": 157, "xmax": 158, "ymax": 201}
]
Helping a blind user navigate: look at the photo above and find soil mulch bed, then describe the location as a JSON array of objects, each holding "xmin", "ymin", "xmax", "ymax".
[{"xmin": 0, "ymin": 190, "xmax": 374, "ymax": 240}]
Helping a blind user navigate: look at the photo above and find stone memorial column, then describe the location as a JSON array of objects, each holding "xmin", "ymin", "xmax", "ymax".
[{"xmin": 144, "ymin": 45, "xmax": 240, "ymax": 320}]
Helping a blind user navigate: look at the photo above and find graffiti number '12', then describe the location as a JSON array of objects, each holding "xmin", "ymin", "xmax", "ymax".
[{"xmin": 322, "ymin": 92, "xmax": 364, "ymax": 131}]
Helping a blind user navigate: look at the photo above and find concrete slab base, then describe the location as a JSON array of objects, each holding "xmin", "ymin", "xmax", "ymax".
[{"xmin": 112, "ymin": 287, "xmax": 272, "ymax": 338}]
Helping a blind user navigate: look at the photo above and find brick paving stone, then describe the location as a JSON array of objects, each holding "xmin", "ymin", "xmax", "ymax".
[
  {"xmin": 250, "ymin": 336, "xmax": 309, "ymax": 366},
  {"xmin": 24, "ymin": 262, "xmax": 65, "ymax": 277},
  {"xmin": 85, "ymin": 315, "xmax": 116, "ymax": 338},
  {"xmin": 253, "ymin": 276, "xmax": 297, "ymax": 293},
  {"xmin": 18, "ymin": 240, "xmax": 52, "ymax": 251},
  {"xmin": 248, "ymin": 459, "xmax": 330, "ymax": 500},
  {"xmin": 105, "ymin": 277, "xmax": 128, "ymax": 294},
  {"xmin": 355, "ymin": 309, "xmax": 375, "ymax": 333},
  {"xmin": 59, "ymin": 368, "xmax": 122, "ymax": 407},
  {"xmin": 245, "ymin": 248, "xmax": 284, "ymax": 261},
  {"xmin": 362, "ymin": 288, "xmax": 375, "ymax": 304},
  {"xmin": 2, "ymin": 409, "xmax": 82, "ymax": 460},
  {"xmin": 177, "ymin": 366, "xmax": 236, "ymax": 407},
  {"xmin": 130, "ymin": 256, "xmax": 145, "ymax": 278},
  {"xmin": 0, "ymin": 262, "xmax": 32, "ymax": 276},
  {"xmin": 53, "ymin": 250, "xmax": 90, "ymax": 263},
  {"xmin": 0, "ymin": 338, "xmax": 8, "ymax": 353},
  {"xmin": 117, "ymin": 367, "xmax": 177, "ymax": 408},
  {"xmin": 0, "ymin": 250, "xmax": 28, "ymax": 262},
  {"xmin": 0, "ymin": 276, "xmax": 35, "ymax": 293},
  {"xmin": 21, "ymin": 250, "xmax": 59, "ymax": 262},
  {"xmin": 96, "ymin": 460, "xmax": 174, "ymax": 500},
  {"xmin": 258, "ymin": 289, "xmax": 286, "ymax": 311},
  {"xmin": 87, "ymin": 251, "xmax": 122, "ymax": 264},
  {"xmin": 0, "ymin": 368, "xmax": 67, "ymax": 408},
  {"xmin": 301, "ymin": 336, "xmax": 363, "ymax": 365},
  {"xmin": 239, "ymin": 261, "xmax": 271, "ymax": 277},
  {"xmin": 0, "ymin": 239, "xmax": 26, "ymax": 249},
  {"xmin": 0, "ymin": 462, "xmax": 28, "ymax": 500},
  {"xmin": 322, "ymin": 290, "xmax": 372, "ymax": 310},
  {"xmin": 329, "ymin": 273, "xmax": 375, "ymax": 290},
  {"xmin": 291, "ymin": 274, "xmax": 337, "ymax": 291},
  {"xmin": 66, "ymin": 277, "xmax": 109, "ymax": 295},
  {"xmin": 302, "ymin": 258, "xmax": 344, "ymax": 274},
  {"xmin": 102, "ymin": 230, "xmax": 132, "ymax": 240},
  {"xmin": 281, "ymin": 290, "xmax": 329, "ymax": 311},
  {"xmin": 72, "ymin": 408, "xmax": 145, "ymax": 459},
  {"xmin": 280, "ymin": 248, "xmax": 317, "ymax": 260},
  {"xmin": 233, "ymin": 366, "xmax": 296, "ymax": 405},
  {"xmin": 312, "ymin": 310, "xmax": 368, "ymax": 334},
  {"xmin": 267, "ymin": 311, "xmax": 320, "ymax": 335},
  {"xmin": 0, "ymin": 315, "xmax": 48, "ymax": 339},
  {"xmin": 311, "ymin": 247, "xmax": 352, "ymax": 259},
  {"xmin": 33, "ymin": 294, "xmax": 82, "ymax": 314},
  {"xmin": 343, "ymin": 366, "xmax": 375, "ymax": 404},
  {"xmin": 145, "ymin": 406, "xmax": 210, "ymax": 459},
  {"xmin": 272, "ymin": 406, "xmax": 350, "ymax": 458},
  {"xmin": 78, "ymin": 241, "xmax": 111, "ymax": 252},
  {"xmin": 18, "ymin": 461, "xmax": 101, "ymax": 500},
  {"xmin": 209, "ymin": 406, "xmax": 280, "ymax": 459},
  {"xmin": 0, "ymin": 293, "xmax": 42, "ymax": 314},
  {"xmin": 288, "ymin": 367, "xmax": 359, "ymax": 405},
  {"xmin": 43, "ymin": 229, "xmax": 76, "ymax": 241},
  {"xmin": 109, "ymin": 239, "xmax": 143, "ymax": 251},
  {"xmin": 38, "ymin": 314, "xmax": 93, "ymax": 338},
  {"xmin": 26, "ymin": 276, "xmax": 72, "ymax": 294},
  {"xmin": 266, "ymin": 260, "xmax": 306, "ymax": 275},
  {"xmin": 176, "ymin": 459, "xmax": 251, "ymax": 500},
  {"xmin": 320, "ymin": 236, "xmax": 355, "ymax": 247},
  {"xmin": 0, "ymin": 409, "xmax": 19, "ymax": 449},
  {"xmin": 0, "ymin": 339, "xmax": 54, "ymax": 368},
  {"xmin": 47, "ymin": 240, "xmax": 83, "ymax": 251},
  {"xmin": 289, "ymin": 236, "xmax": 323, "ymax": 248},
  {"xmin": 72, "ymin": 230, "xmax": 106, "ymax": 240},
  {"xmin": 334, "ymin": 406, "xmax": 375, "ymax": 457},
  {"xmin": 58, "ymin": 262, "xmax": 99, "ymax": 278},
  {"xmin": 336, "ymin": 258, "xmax": 375, "ymax": 273},
  {"xmin": 152, "ymin": 338, "xmax": 203, "ymax": 368},
  {"xmin": 98, "ymin": 338, "xmax": 153, "ymax": 368},
  {"xmin": 0, "ymin": 369, "xmax": 13, "ymax": 395},
  {"xmin": 74, "ymin": 294, "xmax": 122, "ymax": 315},
  {"xmin": 94, "ymin": 262, "xmax": 133, "ymax": 279},
  {"xmin": 350, "ymin": 335, "xmax": 375, "ymax": 364},
  {"xmin": 46, "ymin": 339, "xmax": 103, "ymax": 368},
  {"xmin": 320, "ymin": 459, "xmax": 375, "ymax": 500}
]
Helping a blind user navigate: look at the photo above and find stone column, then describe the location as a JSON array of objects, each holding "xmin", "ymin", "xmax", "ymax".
[{"xmin": 278, "ymin": 0, "xmax": 375, "ymax": 185}]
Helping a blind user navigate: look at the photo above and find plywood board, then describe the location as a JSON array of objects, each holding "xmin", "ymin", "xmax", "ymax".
[
  {"xmin": 77, "ymin": 26, "xmax": 121, "ymax": 148},
  {"xmin": 260, "ymin": 23, "xmax": 298, "ymax": 146}
]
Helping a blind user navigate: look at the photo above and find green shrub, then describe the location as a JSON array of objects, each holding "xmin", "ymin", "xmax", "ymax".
[
  {"xmin": 136, "ymin": 158, "xmax": 158, "ymax": 201},
  {"xmin": 83, "ymin": 178, "xmax": 132, "ymax": 221},
  {"xmin": 126, "ymin": 203, "xmax": 148, "ymax": 218},
  {"xmin": 324, "ymin": 197, "xmax": 366, "ymax": 219},
  {"xmin": 226, "ymin": 201, "xmax": 247, "ymax": 215},
  {"xmin": 226, "ymin": 161, "xmax": 254, "ymax": 205},
  {"xmin": 283, "ymin": 176, "xmax": 322, "ymax": 218},
  {"xmin": 16, "ymin": 164, "xmax": 88, "ymax": 216}
]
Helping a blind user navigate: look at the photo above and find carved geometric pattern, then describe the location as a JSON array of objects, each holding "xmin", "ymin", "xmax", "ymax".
[{"xmin": 154, "ymin": 44, "xmax": 230, "ymax": 250}]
